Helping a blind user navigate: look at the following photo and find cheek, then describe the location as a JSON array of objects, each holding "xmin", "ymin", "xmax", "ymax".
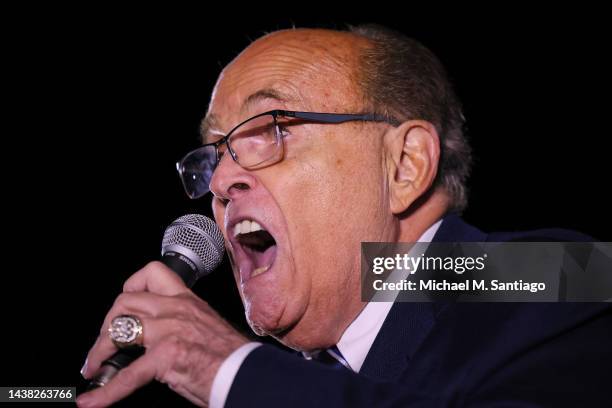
[
  {"xmin": 281, "ymin": 137, "xmax": 385, "ymax": 238},
  {"xmin": 273, "ymin": 138, "xmax": 384, "ymax": 286}
]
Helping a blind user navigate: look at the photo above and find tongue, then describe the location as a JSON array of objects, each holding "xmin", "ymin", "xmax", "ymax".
[{"xmin": 243, "ymin": 244, "xmax": 277, "ymax": 272}]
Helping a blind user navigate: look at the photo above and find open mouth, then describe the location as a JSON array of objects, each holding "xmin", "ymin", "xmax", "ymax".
[{"xmin": 232, "ymin": 219, "xmax": 278, "ymax": 281}]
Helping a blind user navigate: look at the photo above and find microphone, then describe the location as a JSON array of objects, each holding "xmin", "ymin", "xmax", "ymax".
[{"xmin": 87, "ymin": 214, "xmax": 225, "ymax": 390}]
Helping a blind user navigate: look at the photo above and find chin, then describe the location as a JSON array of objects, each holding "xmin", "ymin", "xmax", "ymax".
[
  {"xmin": 244, "ymin": 297, "xmax": 287, "ymax": 337},
  {"xmin": 241, "ymin": 283, "xmax": 306, "ymax": 339}
]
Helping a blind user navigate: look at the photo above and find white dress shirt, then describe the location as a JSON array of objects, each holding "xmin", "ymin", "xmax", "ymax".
[{"xmin": 209, "ymin": 220, "xmax": 442, "ymax": 408}]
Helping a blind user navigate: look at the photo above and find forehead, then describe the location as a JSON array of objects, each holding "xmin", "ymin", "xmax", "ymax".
[{"xmin": 201, "ymin": 29, "xmax": 369, "ymax": 138}]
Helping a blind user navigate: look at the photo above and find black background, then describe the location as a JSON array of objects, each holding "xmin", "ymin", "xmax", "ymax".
[{"xmin": 3, "ymin": 5, "xmax": 610, "ymax": 406}]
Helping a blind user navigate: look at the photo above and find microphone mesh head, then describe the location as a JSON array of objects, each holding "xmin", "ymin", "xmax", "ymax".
[{"xmin": 162, "ymin": 214, "xmax": 225, "ymax": 277}]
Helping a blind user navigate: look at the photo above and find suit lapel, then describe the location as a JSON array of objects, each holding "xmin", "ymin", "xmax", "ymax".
[{"xmin": 359, "ymin": 302, "xmax": 435, "ymax": 381}]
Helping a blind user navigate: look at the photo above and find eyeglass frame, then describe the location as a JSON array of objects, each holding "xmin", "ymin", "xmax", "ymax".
[{"xmin": 176, "ymin": 109, "xmax": 401, "ymax": 199}]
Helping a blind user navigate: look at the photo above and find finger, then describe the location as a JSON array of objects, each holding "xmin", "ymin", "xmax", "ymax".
[
  {"xmin": 82, "ymin": 334, "xmax": 124, "ymax": 380},
  {"xmin": 82, "ymin": 310, "xmax": 151, "ymax": 379},
  {"xmin": 123, "ymin": 261, "xmax": 188, "ymax": 296},
  {"xmin": 76, "ymin": 349, "xmax": 158, "ymax": 408},
  {"xmin": 81, "ymin": 335, "xmax": 116, "ymax": 380},
  {"xmin": 99, "ymin": 291, "xmax": 172, "ymax": 337}
]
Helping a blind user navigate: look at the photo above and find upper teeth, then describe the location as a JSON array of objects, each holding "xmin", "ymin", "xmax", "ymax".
[{"xmin": 233, "ymin": 219, "xmax": 264, "ymax": 237}]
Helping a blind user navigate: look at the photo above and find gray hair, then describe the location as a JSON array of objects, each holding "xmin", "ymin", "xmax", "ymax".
[{"xmin": 349, "ymin": 24, "xmax": 472, "ymax": 213}]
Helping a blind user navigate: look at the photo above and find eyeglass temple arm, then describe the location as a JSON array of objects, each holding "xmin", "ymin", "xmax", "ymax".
[{"xmin": 278, "ymin": 110, "xmax": 400, "ymax": 127}]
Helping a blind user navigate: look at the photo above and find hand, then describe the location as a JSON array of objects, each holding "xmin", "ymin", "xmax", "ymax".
[{"xmin": 77, "ymin": 261, "xmax": 248, "ymax": 408}]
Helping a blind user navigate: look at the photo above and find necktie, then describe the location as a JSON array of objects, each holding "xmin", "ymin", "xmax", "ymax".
[{"xmin": 309, "ymin": 346, "xmax": 351, "ymax": 371}]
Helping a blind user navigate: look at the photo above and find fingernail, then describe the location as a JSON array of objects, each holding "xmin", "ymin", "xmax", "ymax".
[
  {"xmin": 76, "ymin": 393, "xmax": 92, "ymax": 408},
  {"xmin": 80, "ymin": 358, "xmax": 88, "ymax": 378}
]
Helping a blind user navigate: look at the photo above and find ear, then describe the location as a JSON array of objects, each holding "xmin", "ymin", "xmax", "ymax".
[{"xmin": 384, "ymin": 120, "xmax": 440, "ymax": 215}]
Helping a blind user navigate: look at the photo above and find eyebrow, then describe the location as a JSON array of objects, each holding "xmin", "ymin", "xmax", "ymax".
[
  {"xmin": 200, "ymin": 113, "xmax": 221, "ymax": 144},
  {"xmin": 200, "ymin": 88, "xmax": 296, "ymax": 144}
]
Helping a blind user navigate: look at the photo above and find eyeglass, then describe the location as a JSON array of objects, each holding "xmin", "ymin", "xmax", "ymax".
[{"xmin": 176, "ymin": 109, "xmax": 400, "ymax": 199}]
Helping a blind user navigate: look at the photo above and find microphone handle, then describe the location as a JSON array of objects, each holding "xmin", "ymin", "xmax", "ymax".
[{"xmin": 86, "ymin": 346, "xmax": 145, "ymax": 390}]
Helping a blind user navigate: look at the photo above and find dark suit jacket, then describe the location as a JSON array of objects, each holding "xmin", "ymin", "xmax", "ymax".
[{"xmin": 225, "ymin": 215, "xmax": 612, "ymax": 407}]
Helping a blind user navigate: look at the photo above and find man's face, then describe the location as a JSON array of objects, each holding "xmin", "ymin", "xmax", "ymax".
[{"xmin": 206, "ymin": 30, "xmax": 395, "ymax": 349}]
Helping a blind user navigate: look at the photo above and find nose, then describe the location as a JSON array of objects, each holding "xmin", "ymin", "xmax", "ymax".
[{"xmin": 209, "ymin": 151, "xmax": 255, "ymax": 201}]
